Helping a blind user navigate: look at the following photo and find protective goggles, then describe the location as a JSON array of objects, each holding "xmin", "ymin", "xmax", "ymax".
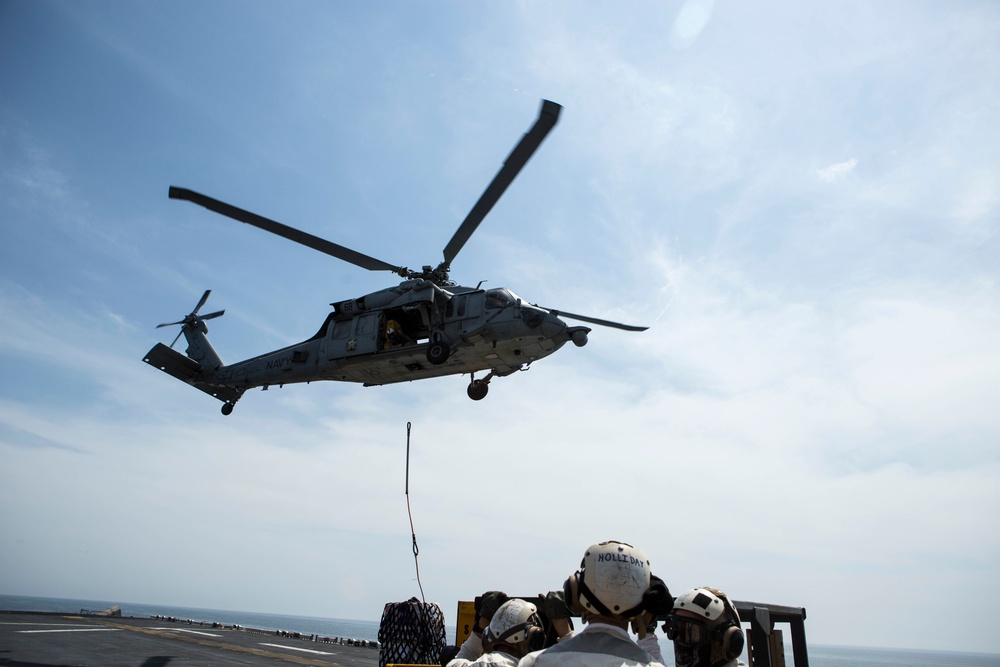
[{"xmin": 664, "ymin": 616, "xmax": 712, "ymax": 644}]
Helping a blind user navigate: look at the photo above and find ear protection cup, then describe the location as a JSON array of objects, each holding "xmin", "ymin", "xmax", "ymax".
[
  {"xmin": 718, "ymin": 591, "xmax": 744, "ymax": 662},
  {"xmin": 481, "ymin": 630, "xmax": 496, "ymax": 654},
  {"xmin": 525, "ymin": 625, "xmax": 546, "ymax": 652},
  {"xmin": 720, "ymin": 624, "xmax": 744, "ymax": 661},
  {"xmin": 563, "ymin": 573, "xmax": 585, "ymax": 616}
]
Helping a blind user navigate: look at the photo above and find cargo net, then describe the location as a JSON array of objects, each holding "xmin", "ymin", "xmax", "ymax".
[{"xmin": 378, "ymin": 597, "xmax": 446, "ymax": 667}]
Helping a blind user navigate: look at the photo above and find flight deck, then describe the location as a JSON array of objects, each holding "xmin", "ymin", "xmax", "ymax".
[{"xmin": 0, "ymin": 611, "xmax": 380, "ymax": 667}]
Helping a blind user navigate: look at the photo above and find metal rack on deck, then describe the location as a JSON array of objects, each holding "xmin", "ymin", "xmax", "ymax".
[{"xmin": 734, "ymin": 600, "xmax": 808, "ymax": 667}]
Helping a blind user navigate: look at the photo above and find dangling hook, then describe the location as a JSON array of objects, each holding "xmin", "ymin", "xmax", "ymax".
[{"xmin": 404, "ymin": 421, "xmax": 425, "ymax": 603}]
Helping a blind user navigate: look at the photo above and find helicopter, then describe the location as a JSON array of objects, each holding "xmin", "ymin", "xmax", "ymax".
[{"xmin": 144, "ymin": 99, "xmax": 647, "ymax": 415}]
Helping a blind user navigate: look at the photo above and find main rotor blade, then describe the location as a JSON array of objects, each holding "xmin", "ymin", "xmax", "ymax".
[
  {"xmin": 156, "ymin": 319, "xmax": 185, "ymax": 328},
  {"xmin": 539, "ymin": 306, "xmax": 649, "ymax": 332},
  {"xmin": 441, "ymin": 99, "xmax": 562, "ymax": 268},
  {"xmin": 169, "ymin": 187, "xmax": 405, "ymax": 275}
]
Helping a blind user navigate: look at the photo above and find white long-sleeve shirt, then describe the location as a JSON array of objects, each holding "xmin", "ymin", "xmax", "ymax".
[
  {"xmin": 517, "ymin": 623, "xmax": 665, "ymax": 667},
  {"xmin": 447, "ymin": 632, "xmax": 520, "ymax": 667}
]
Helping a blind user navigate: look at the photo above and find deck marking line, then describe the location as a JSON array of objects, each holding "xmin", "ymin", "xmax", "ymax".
[
  {"xmin": 260, "ymin": 642, "xmax": 335, "ymax": 655},
  {"xmin": 18, "ymin": 628, "xmax": 120, "ymax": 633},
  {"xmin": 148, "ymin": 627, "xmax": 222, "ymax": 637},
  {"xmin": 0, "ymin": 622, "xmax": 90, "ymax": 627}
]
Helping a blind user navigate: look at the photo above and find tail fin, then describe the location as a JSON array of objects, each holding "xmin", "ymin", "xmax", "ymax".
[{"xmin": 154, "ymin": 289, "xmax": 225, "ymax": 370}]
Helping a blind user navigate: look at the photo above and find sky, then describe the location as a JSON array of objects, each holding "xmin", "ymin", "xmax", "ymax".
[{"xmin": 1, "ymin": 0, "xmax": 998, "ymax": 656}]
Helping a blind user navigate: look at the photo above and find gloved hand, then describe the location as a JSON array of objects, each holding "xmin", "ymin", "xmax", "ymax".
[
  {"xmin": 439, "ymin": 645, "xmax": 459, "ymax": 666},
  {"xmin": 643, "ymin": 575, "xmax": 673, "ymax": 618},
  {"xmin": 539, "ymin": 591, "xmax": 572, "ymax": 620},
  {"xmin": 474, "ymin": 591, "xmax": 509, "ymax": 634},
  {"xmin": 631, "ymin": 611, "xmax": 658, "ymax": 639}
]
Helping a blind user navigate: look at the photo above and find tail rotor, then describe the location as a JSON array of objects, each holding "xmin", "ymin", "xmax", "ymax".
[{"xmin": 156, "ymin": 289, "xmax": 225, "ymax": 348}]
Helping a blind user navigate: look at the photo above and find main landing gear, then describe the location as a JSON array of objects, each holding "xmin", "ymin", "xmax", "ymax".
[
  {"xmin": 467, "ymin": 371, "xmax": 495, "ymax": 401},
  {"xmin": 426, "ymin": 340, "xmax": 450, "ymax": 365},
  {"xmin": 220, "ymin": 391, "xmax": 244, "ymax": 416}
]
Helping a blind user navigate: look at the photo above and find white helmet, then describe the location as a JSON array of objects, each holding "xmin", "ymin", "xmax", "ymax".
[
  {"xmin": 484, "ymin": 599, "xmax": 544, "ymax": 653},
  {"xmin": 671, "ymin": 588, "xmax": 736, "ymax": 628},
  {"xmin": 571, "ymin": 541, "xmax": 651, "ymax": 618}
]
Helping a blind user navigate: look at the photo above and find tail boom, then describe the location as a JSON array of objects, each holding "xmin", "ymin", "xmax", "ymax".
[{"xmin": 143, "ymin": 342, "xmax": 243, "ymax": 404}]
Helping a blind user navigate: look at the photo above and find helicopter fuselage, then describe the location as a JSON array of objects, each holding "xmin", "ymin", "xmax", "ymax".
[
  {"xmin": 224, "ymin": 284, "xmax": 586, "ymax": 386},
  {"xmin": 144, "ymin": 282, "xmax": 590, "ymax": 410}
]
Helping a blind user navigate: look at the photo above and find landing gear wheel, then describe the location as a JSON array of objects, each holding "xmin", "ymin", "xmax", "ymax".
[
  {"xmin": 467, "ymin": 379, "xmax": 489, "ymax": 401},
  {"xmin": 221, "ymin": 403, "xmax": 234, "ymax": 416},
  {"xmin": 426, "ymin": 340, "xmax": 450, "ymax": 365}
]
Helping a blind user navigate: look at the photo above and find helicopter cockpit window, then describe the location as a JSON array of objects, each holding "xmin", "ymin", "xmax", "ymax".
[{"xmin": 485, "ymin": 288, "xmax": 516, "ymax": 310}]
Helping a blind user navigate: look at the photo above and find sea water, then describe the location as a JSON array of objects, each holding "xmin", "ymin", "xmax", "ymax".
[
  {"xmin": 2, "ymin": 594, "xmax": 998, "ymax": 666},
  {"xmin": 802, "ymin": 645, "xmax": 999, "ymax": 667}
]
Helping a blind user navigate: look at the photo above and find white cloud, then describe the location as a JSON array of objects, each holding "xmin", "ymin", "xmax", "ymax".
[
  {"xmin": 816, "ymin": 158, "xmax": 858, "ymax": 182},
  {"xmin": 670, "ymin": 0, "xmax": 716, "ymax": 50}
]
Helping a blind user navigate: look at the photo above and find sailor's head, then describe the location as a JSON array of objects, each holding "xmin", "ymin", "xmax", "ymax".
[
  {"xmin": 482, "ymin": 599, "xmax": 544, "ymax": 658},
  {"xmin": 666, "ymin": 587, "xmax": 745, "ymax": 667},
  {"xmin": 563, "ymin": 540, "xmax": 651, "ymax": 625}
]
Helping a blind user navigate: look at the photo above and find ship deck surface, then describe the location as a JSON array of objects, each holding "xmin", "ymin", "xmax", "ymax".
[{"xmin": 0, "ymin": 611, "xmax": 380, "ymax": 667}]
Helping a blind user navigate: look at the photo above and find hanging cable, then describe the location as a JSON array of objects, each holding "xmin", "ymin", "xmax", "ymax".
[{"xmin": 405, "ymin": 421, "xmax": 426, "ymax": 603}]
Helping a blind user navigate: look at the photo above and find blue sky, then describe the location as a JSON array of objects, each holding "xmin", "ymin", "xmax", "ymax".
[{"xmin": 1, "ymin": 0, "xmax": 998, "ymax": 655}]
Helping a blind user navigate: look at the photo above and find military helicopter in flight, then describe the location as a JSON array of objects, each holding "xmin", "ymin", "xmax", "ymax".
[{"xmin": 144, "ymin": 100, "xmax": 647, "ymax": 415}]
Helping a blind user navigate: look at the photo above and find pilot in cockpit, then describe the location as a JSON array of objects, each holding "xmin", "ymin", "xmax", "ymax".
[{"xmin": 485, "ymin": 289, "xmax": 513, "ymax": 310}]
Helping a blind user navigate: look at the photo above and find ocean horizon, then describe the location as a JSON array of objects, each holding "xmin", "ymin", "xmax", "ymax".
[{"xmin": 2, "ymin": 594, "xmax": 997, "ymax": 666}]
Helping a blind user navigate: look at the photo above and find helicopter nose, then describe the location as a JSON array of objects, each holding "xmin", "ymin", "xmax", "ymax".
[{"xmin": 538, "ymin": 310, "xmax": 568, "ymax": 337}]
